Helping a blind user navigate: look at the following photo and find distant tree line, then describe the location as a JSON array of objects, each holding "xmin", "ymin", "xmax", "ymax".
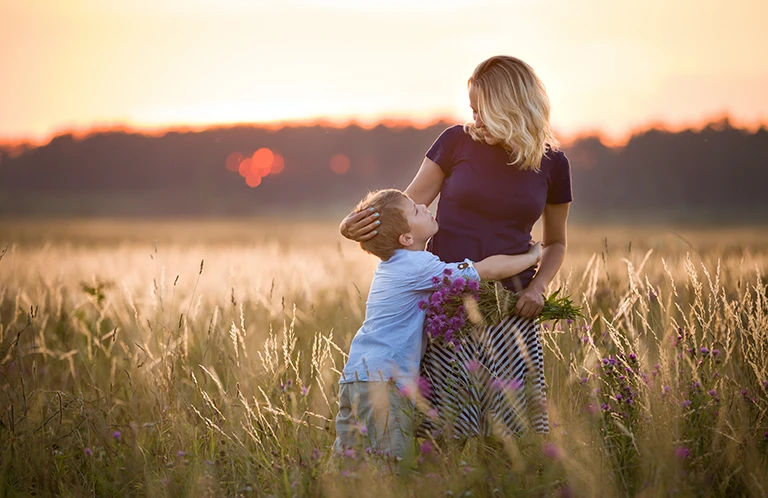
[{"xmin": 1, "ymin": 119, "xmax": 766, "ymax": 222}]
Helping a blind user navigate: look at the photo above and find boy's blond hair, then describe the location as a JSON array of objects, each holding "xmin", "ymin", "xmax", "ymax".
[{"xmin": 354, "ymin": 189, "xmax": 411, "ymax": 261}]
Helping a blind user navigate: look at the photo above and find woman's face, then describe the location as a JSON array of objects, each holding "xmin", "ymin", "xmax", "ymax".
[{"xmin": 468, "ymin": 83, "xmax": 498, "ymax": 145}]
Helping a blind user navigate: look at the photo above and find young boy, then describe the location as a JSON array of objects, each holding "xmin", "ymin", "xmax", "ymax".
[{"xmin": 334, "ymin": 189, "xmax": 541, "ymax": 462}]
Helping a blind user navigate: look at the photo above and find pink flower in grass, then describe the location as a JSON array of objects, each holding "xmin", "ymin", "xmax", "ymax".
[
  {"xmin": 675, "ymin": 446, "xmax": 690, "ymax": 459},
  {"xmin": 419, "ymin": 441, "xmax": 435, "ymax": 455},
  {"xmin": 418, "ymin": 376, "xmax": 432, "ymax": 398},
  {"xmin": 464, "ymin": 359, "xmax": 481, "ymax": 373},
  {"xmin": 543, "ymin": 442, "xmax": 562, "ymax": 460},
  {"xmin": 491, "ymin": 377, "xmax": 522, "ymax": 392}
]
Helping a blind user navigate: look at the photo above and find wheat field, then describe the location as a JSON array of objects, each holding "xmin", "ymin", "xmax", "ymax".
[{"xmin": 0, "ymin": 218, "xmax": 767, "ymax": 497}]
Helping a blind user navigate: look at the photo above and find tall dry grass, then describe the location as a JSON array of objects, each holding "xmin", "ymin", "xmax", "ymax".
[{"xmin": 0, "ymin": 220, "xmax": 766, "ymax": 496}]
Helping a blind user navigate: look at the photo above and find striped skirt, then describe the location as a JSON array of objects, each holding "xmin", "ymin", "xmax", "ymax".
[{"xmin": 418, "ymin": 314, "xmax": 549, "ymax": 439}]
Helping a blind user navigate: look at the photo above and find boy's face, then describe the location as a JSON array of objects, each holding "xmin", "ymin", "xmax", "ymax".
[{"xmin": 401, "ymin": 197, "xmax": 438, "ymax": 244}]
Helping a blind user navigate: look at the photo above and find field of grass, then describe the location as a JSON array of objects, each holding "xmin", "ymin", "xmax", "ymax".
[{"xmin": 1, "ymin": 218, "xmax": 767, "ymax": 497}]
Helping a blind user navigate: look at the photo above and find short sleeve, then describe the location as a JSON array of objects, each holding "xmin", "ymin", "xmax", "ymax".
[
  {"xmin": 411, "ymin": 254, "xmax": 480, "ymax": 291},
  {"xmin": 546, "ymin": 151, "xmax": 573, "ymax": 204},
  {"xmin": 426, "ymin": 125, "xmax": 463, "ymax": 175}
]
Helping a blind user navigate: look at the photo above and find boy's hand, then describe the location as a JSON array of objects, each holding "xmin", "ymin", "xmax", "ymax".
[
  {"xmin": 528, "ymin": 241, "xmax": 543, "ymax": 262},
  {"xmin": 340, "ymin": 208, "xmax": 380, "ymax": 242}
]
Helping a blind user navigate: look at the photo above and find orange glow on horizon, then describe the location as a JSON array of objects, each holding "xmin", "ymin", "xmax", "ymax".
[{"xmin": 2, "ymin": 1, "xmax": 767, "ymax": 149}]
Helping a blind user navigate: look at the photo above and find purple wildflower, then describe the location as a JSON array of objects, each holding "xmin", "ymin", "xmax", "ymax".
[
  {"xmin": 452, "ymin": 278, "xmax": 466, "ymax": 291},
  {"xmin": 675, "ymin": 446, "xmax": 690, "ymax": 459},
  {"xmin": 177, "ymin": 450, "xmax": 187, "ymax": 458},
  {"xmin": 491, "ymin": 377, "xmax": 522, "ymax": 391},
  {"xmin": 419, "ymin": 441, "xmax": 434, "ymax": 455},
  {"xmin": 682, "ymin": 400, "xmax": 692, "ymax": 408},
  {"xmin": 112, "ymin": 431, "xmax": 121, "ymax": 440},
  {"xmin": 418, "ymin": 300, "xmax": 428, "ymax": 310},
  {"xmin": 700, "ymin": 347, "xmax": 709, "ymax": 355},
  {"xmin": 708, "ymin": 389, "xmax": 717, "ymax": 397},
  {"xmin": 443, "ymin": 268, "xmax": 452, "ymax": 276},
  {"xmin": 542, "ymin": 443, "xmax": 562, "ymax": 460},
  {"xmin": 84, "ymin": 447, "xmax": 93, "ymax": 457},
  {"xmin": 418, "ymin": 376, "xmax": 432, "ymax": 397},
  {"xmin": 465, "ymin": 359, "xmax": 480, "ymax": 373}
]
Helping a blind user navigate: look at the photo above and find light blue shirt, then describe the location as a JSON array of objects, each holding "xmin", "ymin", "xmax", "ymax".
[{"xmin": 341, "ymin": 249, "xmax": 479, "ymax": 388}]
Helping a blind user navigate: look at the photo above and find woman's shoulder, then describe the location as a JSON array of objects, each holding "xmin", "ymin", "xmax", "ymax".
[
  {"xmin": 542, "ymin": 148, "xmax": 567, "ymax": 164},
  {"xmin": 437, "ymin": 124, "xmax": 469, "ymax": 141},
  {"xmin": 540, "ymin": 148, "xmax": 570, "ymax": 171}
]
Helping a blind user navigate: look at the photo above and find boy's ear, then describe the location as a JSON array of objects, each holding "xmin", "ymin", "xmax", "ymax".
[{"xmin": 398, "ymin": 232, "xmax": 414, "ymax": 247}]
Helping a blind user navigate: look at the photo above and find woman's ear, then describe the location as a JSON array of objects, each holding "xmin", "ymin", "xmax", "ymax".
[{"xmin": 398, "ymin": 233, "xmax": 414, "ymax": 247}]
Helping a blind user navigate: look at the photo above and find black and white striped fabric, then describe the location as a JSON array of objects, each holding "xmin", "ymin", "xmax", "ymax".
[{"xmin": 418, "ymin": 314, "xmax": 549, "ymax": 439}]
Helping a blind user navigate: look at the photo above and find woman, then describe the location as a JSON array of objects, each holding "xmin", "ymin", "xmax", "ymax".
[{"xmin": 340, "ymin": 55, "xmax": 572, "ymax": 438}]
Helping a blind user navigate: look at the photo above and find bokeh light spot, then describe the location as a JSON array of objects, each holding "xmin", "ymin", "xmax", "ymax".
[
  {"xmin": 329, "ymin": 154, "xmax": 351, "ymax": 175},
  {"xmin": 245, "ymin": 175, "xmax": 262, "ymax": 188},
  {"xmin": 270, "ymin": 153, "xmax": 285, "ymax": 175},
  {"xmin": 251, "ymin": 148, "xmax": 274, "ymax": 177},
  {"xmin": 238, "ymin": 158, "xmax": 252, "ymax": 178},
  {"xmin": 225, "ymin": 152, "xmax": 245, "ymax": 172}
]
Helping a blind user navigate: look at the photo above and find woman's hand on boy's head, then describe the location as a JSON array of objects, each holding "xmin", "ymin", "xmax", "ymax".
[{"xmin": 340, "ymin": 207, "xmax": 380, "ymax": 242}]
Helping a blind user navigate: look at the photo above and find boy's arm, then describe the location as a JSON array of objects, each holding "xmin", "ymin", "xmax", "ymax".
[{"xmin": 473, "ymin": 242, "xmax": 542, "ymax": 281}]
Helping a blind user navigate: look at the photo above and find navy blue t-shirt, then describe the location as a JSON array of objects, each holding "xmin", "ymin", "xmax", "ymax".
[{"xmin": 425, "ymin": 125, "xmax": 573, "ymax": 291}]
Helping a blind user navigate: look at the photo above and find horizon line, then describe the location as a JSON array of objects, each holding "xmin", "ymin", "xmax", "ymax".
[{"xmin": 1, "ymin": 113, "xmax": 765, "ymax": 150}]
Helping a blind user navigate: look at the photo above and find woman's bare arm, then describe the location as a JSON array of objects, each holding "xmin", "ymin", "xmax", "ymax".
[
  {"xmin": 404, "ymin": 157, "xmax": 445, "ymax": 206},
  {"xmin": 339, "ymin": 157, "xmax": 445, "ymax": 241},
  {"xmin": 514, "ymin": 202, "xmax": 570, "ymax": 317}
]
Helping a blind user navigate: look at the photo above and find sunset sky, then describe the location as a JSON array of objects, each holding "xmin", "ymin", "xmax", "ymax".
[{"xmin": 1, "ymin": 0, "xmax": 767, "ymax": 144}]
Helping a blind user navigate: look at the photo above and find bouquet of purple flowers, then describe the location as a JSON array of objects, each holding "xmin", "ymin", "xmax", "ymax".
[{"xmin": 419, "ymin": 269, "xmax": 583, "ymax": 347}]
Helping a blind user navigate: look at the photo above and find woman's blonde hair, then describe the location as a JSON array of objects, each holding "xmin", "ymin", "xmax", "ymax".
[{"xmin": 465, "ymin": 55, "xmax": 560, "ymax": 171}]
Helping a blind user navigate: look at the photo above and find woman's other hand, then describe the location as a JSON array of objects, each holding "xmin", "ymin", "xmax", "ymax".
[
  {"xmin": 515, "ymin": 282, "xmax": 545, "ymax": 318},
  {"xmin": 528, "ymin": 241, "xmax": 543, "ymax": 262},
  {"xmin": 339, "ymin": 208, "xmax": 380, "ymax": 242}
]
